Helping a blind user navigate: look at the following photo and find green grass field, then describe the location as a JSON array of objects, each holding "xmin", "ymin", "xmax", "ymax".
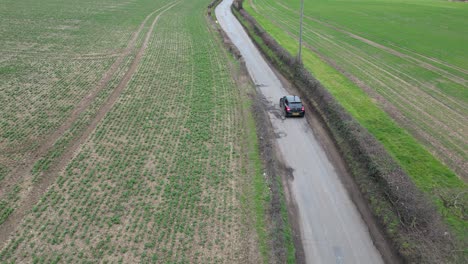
[
  {"xmin": 0, "ymin": 0, "xmax": 287, "ymax": 262},
  {"xmin": 0, "ymin": 0, "xmax": 145, "ymax": 160},
  {"xmin": 0, "ymin": 0, "xmax": 173, "ymax": 232},
  {"xmin": 245, "ymin": 0, "xmax": 467, "ymax": 178},
  {"xmin": 244, "ymin": 0, "xmax": 467, "ymax": 240}
]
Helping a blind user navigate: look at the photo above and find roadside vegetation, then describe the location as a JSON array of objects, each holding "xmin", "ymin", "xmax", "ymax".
[
  {"xmin": 236, "ymin": 0, "xmax": 467, "ymax": 262},
  {"xmin": 0, "ymin": 0, "xmax": 289, "ymax": 262}
]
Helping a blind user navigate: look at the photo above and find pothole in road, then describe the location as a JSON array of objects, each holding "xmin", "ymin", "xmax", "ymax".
[
  {"xmin": 285, "ymin": 166, "xmax": 294, "ymax": 180},
  {"xmin": 333, "ymin": 246, "xmax": 344, "ymax": 264},
  {"xmin": 271, "ymin": 110, "xmax": 284, "ymax": 120},
  {"xmin": 275, "ymin": 131, "xmax": 287, "ymax": 138},
  {"xmin": 261, "ymin": 96, "xmax": 284, "ymax": 120}
]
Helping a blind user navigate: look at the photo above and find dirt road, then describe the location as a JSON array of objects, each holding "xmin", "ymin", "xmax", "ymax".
[{"xmin": 216, "ymin": 1, "xmax": 384, "ymax": 263}]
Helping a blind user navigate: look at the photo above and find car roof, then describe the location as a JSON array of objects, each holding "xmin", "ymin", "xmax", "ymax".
[{"xmin": 285, "ymin": 95, "xmax": 301, "ymax": 103}]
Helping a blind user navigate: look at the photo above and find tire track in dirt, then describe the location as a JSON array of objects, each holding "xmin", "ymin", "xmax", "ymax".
[
  {"xmin": 318, "ymin": 46, "xmax": 468, "ymax": 177},
  {"xmin": 306, "ymin": 37, "xmax": 468, "ymax": 178},
  {"xmin": 248, "ymin": 0, "xmax": 259, "ymax": 13},
  {"xmin": 304, "ymin": 29, "xmax": 467, "ymax": 144},
  {"xmin": 254, "ymin": 1, "xmax": 467, "ymax": 178},
  {"xmin": 301, "ymin": 39, "xmax": 468, "ymax": 178},
  {"xmin": 389, "ymin": 44, "xmax": 468, "ymax": 75},
  {"xmin": 0, "ymin": 1, "xmax": 174, "ymax": 200},
  {"xmin": 0, "ymin": 2, "xmax": 179, "ymax": 247},
  {"xmin": 275, "ymin": 1, "xmax": 468, "ymax": 81},
  {"xmin": 316, "ymin": 32, "xmax": 467, "ymax": 136},
  {"xmin": 264, "ymin": 0, "xmax": 467, "ymax": 114},
  {"xmin": 257, "ymin": 3, "xmax": 466, "ymax": 138},
  {"xmin": 265, "ymin": 1, "xmax": 467, "ymax": 119}
]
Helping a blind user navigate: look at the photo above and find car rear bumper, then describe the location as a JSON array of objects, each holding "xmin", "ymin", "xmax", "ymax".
[{"xmin": 286, "ymin": 111, "xmax": 305, "ymax": 117}]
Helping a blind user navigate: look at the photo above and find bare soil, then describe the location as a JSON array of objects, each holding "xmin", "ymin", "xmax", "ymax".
[
  {"xmin": 0, "ymin": 2, "xmax": 178, "ymax": 248},
  {"xmin": 0, "ymin": 2, "xmax": 175, "ymax": 201}
]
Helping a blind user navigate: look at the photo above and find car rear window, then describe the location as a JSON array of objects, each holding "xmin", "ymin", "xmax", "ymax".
[{"xmin": 291, "ymin": 102, "xmax": 302, "ymax": 105}]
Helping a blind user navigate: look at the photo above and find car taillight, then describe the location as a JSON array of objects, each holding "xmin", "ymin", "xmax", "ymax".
[
  {"xmin": 302, "ymin": 106, "xmax": 305, "ymax": 111},
  {"xmin": 286, "ymin": 106, "xmax": 290, "ymax": 112}
]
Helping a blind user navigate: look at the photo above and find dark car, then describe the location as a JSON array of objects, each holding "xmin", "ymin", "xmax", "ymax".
[{"xmin": 279, "ymin": 95, "xmax": 305, "ymax": 117}]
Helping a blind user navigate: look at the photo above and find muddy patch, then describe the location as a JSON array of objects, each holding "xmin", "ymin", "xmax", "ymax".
[{"xmin": 284, "ymin": 166, "xmax": 294, "ymax": 180}]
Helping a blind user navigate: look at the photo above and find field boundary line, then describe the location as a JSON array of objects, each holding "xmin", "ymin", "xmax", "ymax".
[{"xmin": 0, "ymin": 1, "xmax": 179, "ymax": 247}]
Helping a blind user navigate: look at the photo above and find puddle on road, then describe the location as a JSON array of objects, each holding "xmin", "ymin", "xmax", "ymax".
[
  {"xmin": 275, "ymin": 131, "xmax": 287, "ymax": 138},
  {"xmin": 333, "ymin": 246, "xmax": 344, "ymax": 264},
  {"xmin": 285, "ymin": 166, "xmax": 295, "ymax": 180},
  {"xmin": 260, "ymin": 96, "xmax": 284, "ymax": 120}
]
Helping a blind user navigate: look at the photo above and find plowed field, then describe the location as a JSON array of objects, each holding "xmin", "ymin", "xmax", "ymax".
[{"xmin": 0, "ymin": 0, "xmax": 268, "ymax": 262}]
